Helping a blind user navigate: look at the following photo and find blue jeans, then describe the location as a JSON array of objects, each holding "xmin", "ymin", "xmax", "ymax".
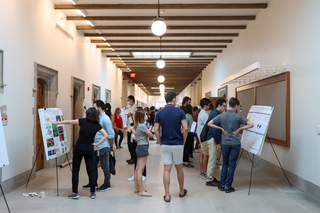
[
  {"xmin": 220, "ymin": 144, "xmax": 241, "ymax": 189},
  {"xmin": 115, "ymin": 130, "xmax": 124, "ymax": 147},
  {"xmin": 93, "ymin": 147, "xmax": 111, "ymax": 187}
]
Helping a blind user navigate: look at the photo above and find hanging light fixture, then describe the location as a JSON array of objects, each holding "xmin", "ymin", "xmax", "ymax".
[
  {"xmin": 159, "ymin": 84, "xmax": 165, "ymax": 93},
  {"xmin": 158, "ymin": 75, "xmax": 165, "ymax": 83},
  {"xmin": 151, "ymin": 0, "xmax": 167, "ymax": 36},
  {"xmin": 157, "ymin": 37, "xmax": 165, "ymax": 69}
]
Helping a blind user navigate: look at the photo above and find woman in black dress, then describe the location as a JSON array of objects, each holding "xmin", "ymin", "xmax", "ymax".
[{"xmin": 52, "ymin": 107, "xmax": 108, "ymax": 199}]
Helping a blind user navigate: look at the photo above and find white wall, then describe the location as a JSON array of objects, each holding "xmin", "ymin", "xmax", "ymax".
[
  {"xmin": 201, "ymin": 0, "xmax": 320, "ymax": 186},
  {"xmin": 0, "ymin": 0, "xmax": 122, "ymax": 181},
  {"xmin": 147, "ymin": 96, "xmax": 162, "ymax": 107},
  {"xmin": 134, "ymin": 85, "xmax": 148, "ymax": 105}
]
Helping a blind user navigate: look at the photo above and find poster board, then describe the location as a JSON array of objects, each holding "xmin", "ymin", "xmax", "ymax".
[
  {"xmin": 38, "ymin": 108, "xmax": 69, "ymax": 160},
  {"xmin": 0, "ymin": 119, "xmax": 9, "ymax": 167},
  {"xmin": 241, "ymin": 105, "xmax": 274, "ymax": 155}
]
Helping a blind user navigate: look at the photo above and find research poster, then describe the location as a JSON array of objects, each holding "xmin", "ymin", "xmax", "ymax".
[
  {"xmin": 241, "ymin": 105, "xmax": 274, "ymax": 155},
  {"xmin": 38, "ymin": 108, "xmax": 69, "ymax": 160},
  {"xmin": 0, "ymin": 118, "xmax": 9, "ymax": 168}
]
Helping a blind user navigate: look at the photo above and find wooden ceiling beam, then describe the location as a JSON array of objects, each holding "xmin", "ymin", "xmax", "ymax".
[
  {"xmin": 102, "ymin": 49, "xmax": 222, "ymax": 53},
  {"xmin": 97, "ymin": 45, "xmax": 227, "ymax": 48},
  {"xmin": 93, "ymin": 39, "xmax": 232, "ymax": 43},
  {"xmin": 68, "ymin": 16, "xmax": 255, "ymax": 21},
  {"xmin": 112, "ymin": 59, "xmax": 213, "ymax": 62},
  {"xmin": 85, "ymin": 33, "xmax": 238, "ymax": 37},
  {"xmin": 55, "ymin": 3, "xmax": 268, "ymax": 10},
  {"xmin": 108, "ymin": 56, "xmax": 217, "ymax": 59},
  {"xmin": 77, "ymin": 25, "xmax": 246, "ymax": 30}
]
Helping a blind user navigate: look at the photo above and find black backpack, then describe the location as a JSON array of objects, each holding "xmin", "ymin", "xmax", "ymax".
[{"xmin": 200, "ymin": 118, "xmax": 210, "ymax": 142}]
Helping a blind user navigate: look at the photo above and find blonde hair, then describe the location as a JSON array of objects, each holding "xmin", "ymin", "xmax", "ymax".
[
  {"xmin": 134, "ymin": 109, "xmax": 145, "ymax": 130},
  {"xmin": 114, "ymin": 107, "xmax": 121, "ymax": 115}
]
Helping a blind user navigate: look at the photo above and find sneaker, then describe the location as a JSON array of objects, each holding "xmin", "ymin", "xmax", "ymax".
[
  {"xmin": 82, "ymin": 183, "xmax": 97, "ymax": 189},
  {"xmin": 142, "ymin": 176, "xmax": 147, "ymax": 182},
  {"xmin": 218, "ymin": 185, "xmax": 225, "ymax": 191},
  {"xmin": 97, "ymin": 185, "xmax": 111, "ymax": 192},
  {"xmin": 119, "ymin": 146, "xmax": 124, "ymax": 149},
  {"xmin": 90, "ymin": 192, "xmax": 96, "ymax": 199},
  {"xmin": 128, "ymin": 175, "xmax": 135, "ymax": 181},
  {"xmin": 199, "ymin": 173, "xmax": 207, "ymax": 180},
  {"xmin": 127, "ymin": 159, "xmax": 135, "ymax": 164},
  {"xmin": 225, "ymin": 187, "xmax": 235, "ymax": 193},
  {"xmin": 206, "ymin": 179, "xmax": 220, "ymax": 187},
  {"xmin": 126, "ymin": 158, "xmax": 132, "ymax": 162},
  {"xmin": 68, "ymin": 193, "xmax": 79, "ymax": 199}
]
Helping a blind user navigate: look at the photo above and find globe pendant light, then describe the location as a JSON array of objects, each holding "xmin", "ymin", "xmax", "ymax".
[
  {"xmin": 158, "ymin": 75, "xmax": 165, "ymax": 83},
  {"xmin": 157, "ymin": 37, "xmax": 165, "ymax": 69},
  {"xmin": 151, "ymin": 0, "xmax": 167, "ymax": 36}
]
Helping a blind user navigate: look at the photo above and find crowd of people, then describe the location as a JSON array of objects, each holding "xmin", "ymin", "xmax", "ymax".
[{"xmin": 52, "ymin": 91, "xmax": 253, "ymax": 200}]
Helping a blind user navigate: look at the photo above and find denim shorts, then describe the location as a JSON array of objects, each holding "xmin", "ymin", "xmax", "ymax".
[{"xmin": 136, "ymin": 145, "xmax": 149, "ymax": 158}]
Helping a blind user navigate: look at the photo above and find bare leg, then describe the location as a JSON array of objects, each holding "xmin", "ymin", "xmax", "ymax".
[
  {"xmin": 134, "ymin": 166, "xmax": 138, "ymax": 192},
  {"xmin": 136, "ymin": 156, "xmax": 148, "ymax": 194},
  {"xmin": 200, "ymin": 152, "xmax": 204, "ymax": 173},
  {"xmin": 175, "ymin": 164, "xmax": 185, "ymax": 195},
  {"xmin": 163, "ymin": 164, "xmax": 172, "ymax": 201},
  {"xmin": 203, "ymin": 155, "xmax": 209, "ymax": 175}
]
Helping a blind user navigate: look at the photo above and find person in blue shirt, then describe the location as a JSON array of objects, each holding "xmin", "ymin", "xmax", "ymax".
[
  {"xmin": 83, "ymin": 100, "xmax": 115, "ymax": 192},
  {"xmin": 154, "ymin": 91, "xmax": 188, "ymax": 202},
  {"xmin": 205, "ymin": 99, "xmax": 227, "ymax": 187}
]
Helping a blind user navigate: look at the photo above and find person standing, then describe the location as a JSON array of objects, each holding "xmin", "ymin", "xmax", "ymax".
[
  {"xmin": 131, "ymin": 108, "xmax": 154, "ymax": 197},
  {"xmin": 148, "ymin": 106, "xmax": 156, "ymax": 141},
  {"xmin": 154, "ymin": 91, "xmax": 188, "ymax": 202},
  {"xmin": 205, "ymin": 99, "xmax": 227, "ymax": 187},
  {"xmin": 126, "ymin": 95, "xmax": 137, "ymax": 164},
  {"xmin": 52, "ymin": 107, "xmax": 108, "ymax": 199},
  {"xmin": 105, "ymin": 103, "xmax": 114, "ymax": 149},
  {"xmin": 183, "ymin": 105, "xmax": 195, "ymax": 168},
  {"xmin": 113, "ymin": 107, "xmax": 124, "ymax": 149},
  {"xmin": 83, "ymin": 100, "xmax": 115, "ymax": 192},
  {"xmin": 196, "ymin": 98, "xmax": 211, "ymax": 180},
  {"xmin": 208, "ymin": 98, "xmax": 254, "ymax": 193},
  {"xmin": 180, "ymin": 96, "xmax": 191, "ymax": 112}
]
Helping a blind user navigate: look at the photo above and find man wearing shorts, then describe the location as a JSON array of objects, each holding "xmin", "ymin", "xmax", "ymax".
[{"xmin": 154, "ymin": 91, "xmax": 188, "ymax": 202}]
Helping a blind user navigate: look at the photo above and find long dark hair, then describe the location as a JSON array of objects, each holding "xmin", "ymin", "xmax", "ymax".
[
  {"xmin": 86, "ymin": 107, "xmax": 99, "ymax": 123},
  {"xmin": 184, "ymin": 105, "xmax": 193, "ymax": 115},
  {"xmin": 105, "ymin": 103, "xmax": 112, "ymax": 118}
]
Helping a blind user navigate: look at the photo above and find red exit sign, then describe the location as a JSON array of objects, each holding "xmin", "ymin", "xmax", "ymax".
[{"xmin": 130, "ymin": 73, "xmax": 136, "ymax": 78}]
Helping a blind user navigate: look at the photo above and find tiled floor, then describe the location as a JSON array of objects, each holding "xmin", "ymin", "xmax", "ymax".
[{"xmin": 1, "ymin": 141, "xmax": 320, "ymax": 213}]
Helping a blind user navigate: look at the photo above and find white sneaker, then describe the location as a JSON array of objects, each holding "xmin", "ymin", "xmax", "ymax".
[
  {"xmin": 142, "ymin": 176, "xmax": 147, "ymax": 182},
  {"xmin": 127, "ymin": 175, "xmax": 134, "ymax": 181}
]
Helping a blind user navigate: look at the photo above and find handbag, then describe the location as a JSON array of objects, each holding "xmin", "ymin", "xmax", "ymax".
[
  {"xmin": 200, "ymin": 118, "xmax": 210, "ymax": 142},
  {"xmin": 109, "ymin": 150, "xmax": 116, "ymax": 175},
  {"xmin": 190, "ymin": 121, "xmax": 198, "ymax": 137}
]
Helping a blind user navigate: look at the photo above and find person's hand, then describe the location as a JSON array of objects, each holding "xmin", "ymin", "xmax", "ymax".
[
  {"xmin": 92, "ymin": 143, "xmax": 98, "ymax": 147},
  {"xmin": 121, "ymin": 129, "xmax": 124, "ymax": 133},
  {"xmin": 131, "ymin": 129, "xmax": 136, "ymax": 135},
  {"xmin": 217, "ymin": 144, "xmax": 221, "ymax": 152},
  {"xmin": 233, "ymin": 129, "xmax": 240, "ymax": 135},
  {"xmin": 50, "ymin": 120, "xmax": 57, "ymax": 126},
  {"xmin": 222, "ymin": 129, "xmax": 228, "ymax": 135}
]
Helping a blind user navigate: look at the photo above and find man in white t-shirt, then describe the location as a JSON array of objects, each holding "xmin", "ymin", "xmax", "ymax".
[
  {"xmin": 126, "ymin": 95, "xmax": 136, "ymax": 165},
  {"xmin": 196, "ymin": 98, "xmax": 211, "ymax": 180}
]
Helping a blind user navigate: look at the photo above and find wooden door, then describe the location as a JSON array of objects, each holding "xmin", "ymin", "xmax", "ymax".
[
  {"xmin": 36, "ymin": 80, "xmax": 45, "ymax": 171},
  {"xmin": 209, "ymin": 97, "xmax": 222, "ymax": 109}
]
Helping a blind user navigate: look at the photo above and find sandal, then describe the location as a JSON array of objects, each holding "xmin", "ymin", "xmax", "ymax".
[
  {"xmin": 163, "ymin": 195, "xmax": 171, "ymax": 202},
  {"xmin": 139, "ymin": 190, "xmax": 152, "ymax": 197},
  {"xmin": 179, "ymin": 189, "xmax": 188, "ymax": 197}
]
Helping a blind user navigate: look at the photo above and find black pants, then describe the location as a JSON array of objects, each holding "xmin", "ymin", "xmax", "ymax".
[
  {"xmin": 183, "ymin": 133, "xmax": 194, "ymax": 163},
  {"xmin": 127, "ymin": 132, "xmax": 135, "ymax": 159},
  {"xmin": 72, "ymin": 144, "xmax": 96, "ymax": 193},
  {"xmin": 115, "ymin": 130, "xmax": 124, "ymax": 147},
  {"xmin": 133, "ymin": 141, "xmax": 146, "ymax": 177}
]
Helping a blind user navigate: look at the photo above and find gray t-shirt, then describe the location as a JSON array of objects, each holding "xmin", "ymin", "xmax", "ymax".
[
  {"xmin": 135, "ymin": 123, "xmax": 149, "ymax": 146},
  {"xmin": 212, "ymin": 110, "xmax": 248, "ymax": 145}
]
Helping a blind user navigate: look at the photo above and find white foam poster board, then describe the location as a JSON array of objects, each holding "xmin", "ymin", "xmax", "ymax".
[
  {"xmin": 241, "ymin": 105, "xmax": 274, "ymax": 155},
  {"xmin": 0, "ymin": 119, "xmax": 9, "ymax": 168},
  {"xmin": 38, "ymin": 108, "xmax": 69, "ymax": 160}
]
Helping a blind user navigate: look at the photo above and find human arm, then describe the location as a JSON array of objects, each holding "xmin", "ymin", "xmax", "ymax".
[
  {"xmin": 233, "ymin": 120, "xmax": 254, "ymax": 135},
  {"xmin": 92, "ymin": 129, "xmax": 108, "ymax": 147},
  {"xmin": 144, "ymin": 129, "xmax": 154, "ymax": 138},
  {"xmin": 207, "ymin": 120, "xmax": 228, "ymax": 135},
  {"xmin": 51, "ymin": 119, "xmax": 79, "ymax": 125},
  {"xmin": 154, "ymin": 123, "xmax": 161, "ymax": 145},
  {"xmin": 181, "ymin": 119, "xmax": 188, "ymax": 146}
]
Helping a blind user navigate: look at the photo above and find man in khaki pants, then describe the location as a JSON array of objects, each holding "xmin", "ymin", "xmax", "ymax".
[{"xmin": 205, "ymin": 99, "xmax": 227, "ymax": 187}]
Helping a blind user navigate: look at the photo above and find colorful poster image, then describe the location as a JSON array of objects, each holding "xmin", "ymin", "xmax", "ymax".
[
  {"xmin": 38, "ymin": 108, "xmax": 69, "ymax": 160},
  {"xmin": 241, "ymin": 106, "xmax": 274, "ymax": 155}
]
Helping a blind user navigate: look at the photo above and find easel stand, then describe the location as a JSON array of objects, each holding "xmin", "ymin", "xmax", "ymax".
[
  {"xmin": 0, "ymin": 183, "xmax": 11, "ymax": 213},
  {"xmin": 246, "ymin": 135, "xmax": 292, "ymax": 195},
  {"xmin": 25, "ymin": 142, "xmax": 60, "ymax": 196}
]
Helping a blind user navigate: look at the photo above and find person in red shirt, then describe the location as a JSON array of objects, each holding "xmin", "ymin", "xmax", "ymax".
[{"xmin": 112, "ymin": 107, "xmax": 124, "ymax": 149}]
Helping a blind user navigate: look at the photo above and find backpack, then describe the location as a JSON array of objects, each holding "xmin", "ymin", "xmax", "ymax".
[{"xmin": 200, "ymin": 118, "xmax": 210, "ymax": 142}]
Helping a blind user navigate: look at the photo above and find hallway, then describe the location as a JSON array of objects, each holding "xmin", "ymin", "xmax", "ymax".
[{"xmin": 1, "ymin": 142, "xmax": 320, "ymax": 213}]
